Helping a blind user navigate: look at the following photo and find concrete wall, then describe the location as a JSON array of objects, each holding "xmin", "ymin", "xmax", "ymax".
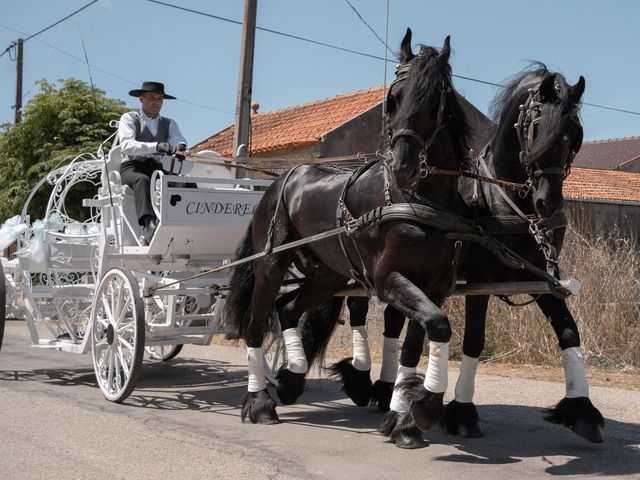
[
  {"xmin": 565, "ymin": 198, "xmax": 640, "ymax": 240},
  {"xmin": 314, "ymin": 104, "xmax": 385, "ymax": 158}
]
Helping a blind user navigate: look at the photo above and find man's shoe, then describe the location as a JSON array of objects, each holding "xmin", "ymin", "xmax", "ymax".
[{"xmin": 142, "ymin": 217, "xmax": 159, "ymax": 245}]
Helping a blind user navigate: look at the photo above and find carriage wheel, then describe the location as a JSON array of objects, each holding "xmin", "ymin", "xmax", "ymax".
[
  {"xmin": 146, "ymin": 344, "xmax": 183, "ymax": 361},
  {"xmin": 0, "ymin": 261, "xmax": 5, "ymax": 353},
  {"xmin": 91, "ymin": 268, "xmax": 144, "ymax": 402}
]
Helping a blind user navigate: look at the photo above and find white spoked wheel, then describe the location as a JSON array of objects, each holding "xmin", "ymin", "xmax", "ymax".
[
  {"xmin": 146, "ymin": 343, "xmax": 183, "ymax": 361},
  {"xmin": 91, "ymin": 268, "xmax": 144, "ymax": 402}
]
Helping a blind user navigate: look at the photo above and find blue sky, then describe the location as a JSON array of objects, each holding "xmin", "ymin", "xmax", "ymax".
[{"xmin": 1, "ymin": 0, "xmax": 639, "ymax": 147}]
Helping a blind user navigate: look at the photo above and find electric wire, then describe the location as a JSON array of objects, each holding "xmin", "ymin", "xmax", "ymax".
[
  {"xmin": 344, "ymin": 0, "xmax": 393, "ymax": 55},
  {"xmin": 145, "ymin": 0, "xmax": 640, "ymax": 118},
  {"xmin": 0, "ymin": 0, "xmax": 98, "ymax": 58},
  {"xmin": 2, "ymin": 4, "xmax": 640, "ymax": 119}
]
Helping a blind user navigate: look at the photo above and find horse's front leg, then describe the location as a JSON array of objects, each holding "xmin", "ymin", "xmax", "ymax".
[
  {"xmin": 328, "ymin": 296, "xmax": 373, "ymax": 407},
  {"xmin": 536, "ymin": 295, "xmax": 604, "ymax": 443},
  {"xmin": 378, "ymin": 271, "xmax": 452, "ymax": 447},
  {"xmin": 441, "ymin": 295, "xmax": 489, "ymax": 438}
]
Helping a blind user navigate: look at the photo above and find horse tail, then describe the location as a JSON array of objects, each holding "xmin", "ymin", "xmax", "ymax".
[
  {"xmin": 300, "ymin": 297, "xmax": 345, "ymax": 367},
  {"xmin": 223, "ymin": 223, "xmax": 255, "ymax": 339}
]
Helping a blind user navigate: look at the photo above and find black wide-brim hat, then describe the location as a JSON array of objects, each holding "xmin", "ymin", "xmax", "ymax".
[{"xmin": 129, "ymin": 81, "xmax": 176, "ymax": 100}]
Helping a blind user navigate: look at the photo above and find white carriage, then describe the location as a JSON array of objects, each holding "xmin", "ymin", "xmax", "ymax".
[{"xmin": 0, "ymin": 129, "xmax": 284, "ymax": 402}]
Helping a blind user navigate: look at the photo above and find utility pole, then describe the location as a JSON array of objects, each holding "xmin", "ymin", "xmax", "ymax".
[
  {"xmin": 14, "ymin": 38, "xmax": 24, "ymax": 124},
  {"xmin": 232, "ymin": 0, "xmax": 257, "ymax": 179}
]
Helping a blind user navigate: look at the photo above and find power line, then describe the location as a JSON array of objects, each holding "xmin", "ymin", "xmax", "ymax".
[
  {"xmin": 344, "ymin": 0, "xmax": 393, "ymax": 55},
  {"xmin": 0, "ymin": 21, "xmax": 233, "ymax": 115},
  {"xmin": 2, "ymin": 5, "xmax": 640, "ymax": 120},
  {"xmin": 24, "ymin": 0, "xmax": 98, "ymax": 43},
  {"xmin": 146, "ymin": 0, "xmax": 384, "ymax": 61},
  {"xmin": 0, "ymin": 0, "xmax": 98, "ymax": 58}
]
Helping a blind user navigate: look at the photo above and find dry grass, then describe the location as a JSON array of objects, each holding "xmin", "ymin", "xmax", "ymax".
[{"xmin": 327, "ymin": 225, "xmax": 640, "ymax": 373}]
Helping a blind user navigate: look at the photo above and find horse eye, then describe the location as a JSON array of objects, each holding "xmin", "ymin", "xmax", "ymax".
[{"xmin": 562, "ymin": 134, "xmax": 569, "ymax": 143}]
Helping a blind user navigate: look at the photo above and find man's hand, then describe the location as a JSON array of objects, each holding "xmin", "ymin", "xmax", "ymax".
[
  {"xmin": 175, "ymin": 142, "xmax": 187, "ymax": 160},
  {"xmin": 156, "ymin": 142, "xmax": 175, "ymax": 155}
]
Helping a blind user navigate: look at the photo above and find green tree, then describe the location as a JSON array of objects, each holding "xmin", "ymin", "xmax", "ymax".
[{"xmin": 0, "ymin": 79, "xmax": 129, "ymax": 222}]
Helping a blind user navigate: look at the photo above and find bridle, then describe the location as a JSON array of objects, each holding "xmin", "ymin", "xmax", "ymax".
[
  {"xmin": 385, "ymin": 58, "xmax": 449, "ymax": 181},
  {"xmin": 514, "ymin": 81, "xmax": 583, "ymax": 198}
]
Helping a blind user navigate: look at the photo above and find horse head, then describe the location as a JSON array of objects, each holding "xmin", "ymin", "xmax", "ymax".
[
  {"xmin": 491, "ymin": 67, "xmax": 585, "ymax": 218},
  {"xmin": 386, "ymin": 30, "xmax": 455, "ymax": 189}
]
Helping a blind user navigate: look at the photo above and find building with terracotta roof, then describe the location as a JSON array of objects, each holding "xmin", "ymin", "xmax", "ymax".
[
  {"xmin": 193, "ymin": 87, "xmax": 385, "ymax": 161},
  {"xmin": 573, "ymin": 136, "xmax": 640, "ymax": 173},
  {"xmin": 194, "ymin": 88, "xmax": 640, "ymax": 239}
]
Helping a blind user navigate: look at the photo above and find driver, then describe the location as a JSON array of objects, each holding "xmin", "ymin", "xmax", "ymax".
[{"xmin": 118, "ymin": 81, "xmax": 187, "ymax": 244}]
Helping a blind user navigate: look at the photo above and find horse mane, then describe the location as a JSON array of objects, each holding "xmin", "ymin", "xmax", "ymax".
[
  {"xmin": 395, "ymin": 44, "xmax": 474, "ymax": 168},
  {"xmin": 489, "ymin": 63, "xmax": 583, "ymax": 166}
]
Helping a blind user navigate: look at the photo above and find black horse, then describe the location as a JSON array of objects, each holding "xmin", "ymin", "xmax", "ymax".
[
  {"xmin": 224, "ymin": 32, "xmax": 473, "ymax": 429},
  {"xmin": 440, "ymin": 65, "xmax": 604, "ymax": 443},
  {"xmin": 306, "ymin": 44, "xmax": 601, "ymax": 448}
]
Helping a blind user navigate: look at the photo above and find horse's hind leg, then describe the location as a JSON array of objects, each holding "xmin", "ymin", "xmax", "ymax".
[
  {"xmin": 242, "ymin": 252, "xmax": 295, "ymax": 425},
  {"xmin": 275, "ymin": 274, "xmax": 348, "ymax": 405},
  {"xmin": 371, "ymin": 305, "xmax": 406, "ymax": 411},
  {"xmin": 328, "ymin": 296, "xmax": 373, "ymax": 407},
  {"xmin": 536, "ymin": 295, "xmax": 604, "ymax": 443},
  {"xmin": 441, "ymin": 295, "xmax": 489, "ymax": 438}
]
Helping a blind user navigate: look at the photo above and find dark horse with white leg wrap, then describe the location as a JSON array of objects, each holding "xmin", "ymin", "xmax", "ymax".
[
  {"xmin": 440, "ymin": 65, "xmax": 604, "ymax": 443},
  {"xmin": 304, "ymin": 39, "xmax": 602, "ymax": 447},
  {"xmin": 223, "ymin": 32, "xmax": 474, "ymax": 429}
]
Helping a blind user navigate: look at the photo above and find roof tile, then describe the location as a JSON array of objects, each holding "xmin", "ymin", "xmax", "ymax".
[
  {"xmin": 565, "ymin": 167, "xmax": 640, "ymax": 203},
  {"xmin": 192, "ymin": 88, "xmax": 640, "ymax": 204},
  {"xmin": 192, "ymin": 87, "xmax": 384, "ymax": 156}
]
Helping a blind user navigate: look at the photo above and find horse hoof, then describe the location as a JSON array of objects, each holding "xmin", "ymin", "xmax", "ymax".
[
  {"xmin": 394, "ymin": 432, "xmax": 429, "ymax": 449},
  {"xmin": 379, "ymin": 411, "xmax": 427, "ymax": 448},
  {"xmin": 410, "ymin": 390, "xmax": 444, "ymax": 432},
  {"xmin": 241, "ymin": 390, "xmax": 280, "ymax": 424},
  {"xmin": 544, "ymin": 397, "xmax": 605, "ymax": 443},
  {"xmin": 371, "ymin": 380, "xmax": 394, "ymax": 412},
  {"xmin": 276, "ymin": 367, "xmax": 306, "ymax": 405},
  {"xmin": 441, "ymin": 400, "xmax": 484, "ymax": 438},
  {"xmin": 328, "ymin": 358, "xmax": 372, "ymax": 407}
]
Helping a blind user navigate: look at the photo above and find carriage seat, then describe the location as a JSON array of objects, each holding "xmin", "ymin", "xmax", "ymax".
[
  {"xmin": 103, "ymin": 145, "xmax": 133, "ymax": 195},
  {"xmin": 103, "ymin": 144, "xmax": 140, "ymax": 245}
]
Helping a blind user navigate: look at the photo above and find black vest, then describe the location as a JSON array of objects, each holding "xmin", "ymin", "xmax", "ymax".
[{"xmin": 125, "ymin": 111, "xmax": 170, "ymax": 163}]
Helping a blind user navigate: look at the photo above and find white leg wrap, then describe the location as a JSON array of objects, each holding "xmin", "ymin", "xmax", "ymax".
[
  {"xmin": 423, "ymin": 341, "xmax": 449, "ymax": 394},
  {"xmin": 562, "ymin": 347, "xmax": 589, "ymax": 398},
  {"xmin": 389, "ymin": 365, "xmax": 416, "ymax": 413},
  {"xmin": 247, "ymin": 347, "xmax": 267, "ymax": 392},
  {"xmin": 379, "ymin": 336, "xmax": 400, "ymax": 383},
  {"xmin": 454, "ymin": 354, "xmax": 479, "ymax": 403},
  {"xmin": 351, "ymin": 326, "xmax": 371, "ymax": 371},
  {"xmin": 282, "ymin": 327, "xmax": 308, "ymax": 374}
]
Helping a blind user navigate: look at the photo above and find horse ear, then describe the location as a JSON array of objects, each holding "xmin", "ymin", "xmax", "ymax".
[
  {"xmin": 400, "ymin": 28, "xmax": 414, "ymax": 63},
  {"xmin": 570, "ymin": 75, "xmax": 586, "ymax": 103},
  {"xmin": 438, "ymin": 35, "xmax": 451, "ymax": 63},
  {"xmin": 539, "ymin": 74, "xmax": 557, "ymax": 102}
]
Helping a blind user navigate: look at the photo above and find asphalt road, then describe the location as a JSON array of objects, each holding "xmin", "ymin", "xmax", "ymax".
[{"xmin": 1, "ymin": 319, "xmax": 639, "ymax": 480}]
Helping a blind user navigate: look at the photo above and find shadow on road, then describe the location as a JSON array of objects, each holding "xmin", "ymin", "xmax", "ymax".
[
  {"xmin": 429, "ymin": 403, "xmax": 640, "ymax": 477},
  {"xmin": 3, "ymin": 352, "xmax": 638, "ymax": 476}
]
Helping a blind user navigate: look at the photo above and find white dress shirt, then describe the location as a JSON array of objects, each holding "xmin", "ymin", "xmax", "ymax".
[{"xmin": 118, "ymin": 109, "xmax": 187, "ymax": 162}]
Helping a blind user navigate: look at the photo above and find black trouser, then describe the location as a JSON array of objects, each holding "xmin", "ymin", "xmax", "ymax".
[{"xmin": 120, "ymin": 158, "xmax": 166, "ymax": 226}]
